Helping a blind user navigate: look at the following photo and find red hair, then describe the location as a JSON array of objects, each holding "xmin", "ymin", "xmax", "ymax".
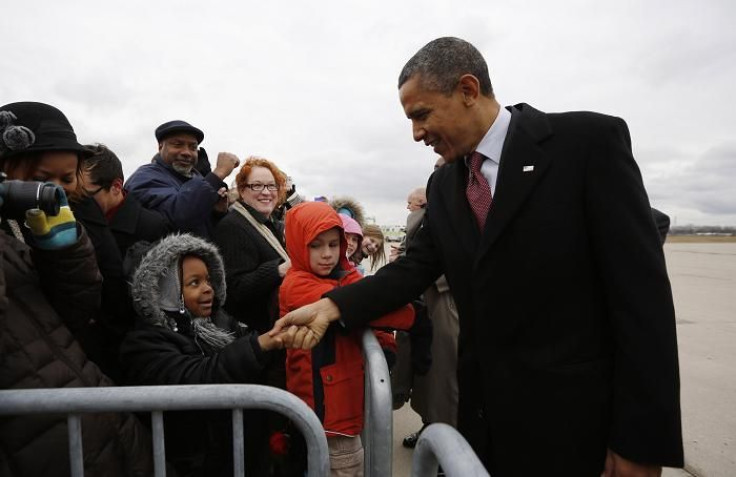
[{"xmin": 234, "ymin": 156, "xmax": 288, "ymax": 205}]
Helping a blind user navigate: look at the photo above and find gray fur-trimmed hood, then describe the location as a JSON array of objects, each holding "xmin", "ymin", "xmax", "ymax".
[
  {"xmin": 329, "ymin": 196, "xmax": 366, "ymax": 228},
  {"xmin": 131, "ymin": 233, "xmax": 226, "ymax": 328}
]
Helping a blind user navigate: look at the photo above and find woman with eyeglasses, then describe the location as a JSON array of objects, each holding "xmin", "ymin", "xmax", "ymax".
[
  {"xmin": 212, "ymin": 156, "xmax": 299, "ymax": 475},
  {"xmin": 213, "ymin": 156, "xmax": 291, "ymax": 334}
]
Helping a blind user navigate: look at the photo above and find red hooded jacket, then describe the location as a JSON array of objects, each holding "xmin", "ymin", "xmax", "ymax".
[{"xmin": 280, "ymin": 202, "xmax": 414, "ymax": 436}]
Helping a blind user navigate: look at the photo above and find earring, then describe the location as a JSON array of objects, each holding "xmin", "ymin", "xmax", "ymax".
[{"xmin": 179, "ymin": 294, "xmax": 185, "ymax": 314}]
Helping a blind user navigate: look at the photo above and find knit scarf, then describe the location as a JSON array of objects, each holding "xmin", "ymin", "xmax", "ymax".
[
  {"xmin": 191, "ymin": 316, "xmax": 235, "ymax": 351},
  {"xmin": 230, "ymin": 201, "xmax": 288, "ymax": 261}
]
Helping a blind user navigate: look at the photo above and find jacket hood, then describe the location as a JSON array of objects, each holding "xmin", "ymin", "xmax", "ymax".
[
  {"xmin": 131, "ymin": 233, "xmax": 226, "ymax": 328},
  {"xmin": 340, "ymin": 214, "xmax": 363, "ymax": 261},
  {"xmin": 329, "ymin": 196, "xmax": 366, "ymax": 228},
  {"xmin": 285, "ymin": 202, "xmax": 350, "ymax": 274},
  {"xmin": 340, "ymin": 215, "xmax": 363, "ymax": 237}
]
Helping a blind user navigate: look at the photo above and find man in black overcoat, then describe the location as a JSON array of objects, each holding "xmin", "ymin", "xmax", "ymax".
[{"xmin": 275, "ymin": 37, "xmax": 683, "ymax": 476}]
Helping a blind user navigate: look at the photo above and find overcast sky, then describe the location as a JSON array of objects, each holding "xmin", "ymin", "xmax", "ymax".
[{"xmin": 3, "ymin": 0, "xmax": 734, "ymax": 226}]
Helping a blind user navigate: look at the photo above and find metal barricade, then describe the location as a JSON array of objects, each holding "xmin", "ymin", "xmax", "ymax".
[
  {"xmin": 412, "ymin": 423, "xmax": 489, "ymax": 477},
  {"xmin": 361, "ymin": 329, "xmax": 393, "ymax": 477},
  {"xmin": 0, "ymin": 384, "xmax": 330, "ymax": 477}
]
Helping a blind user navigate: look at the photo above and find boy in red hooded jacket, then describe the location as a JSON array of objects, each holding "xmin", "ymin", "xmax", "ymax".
[{"xmin": 281, "ymin": 202, "xmax": 414, "ymax": 476}]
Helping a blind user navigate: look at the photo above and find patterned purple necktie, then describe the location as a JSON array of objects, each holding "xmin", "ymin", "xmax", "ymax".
[{"xmin": 466, "ymin": 151, "xmax": 493, "ymax": 230}]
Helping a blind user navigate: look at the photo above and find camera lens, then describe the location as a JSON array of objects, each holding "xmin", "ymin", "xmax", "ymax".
[
  {"xmin": 1, "ymin": 180, "xmax": 61, "ymax": 217},
  {"xmin": 36, "ymin": 183, "xmax": 62, "ymax": 216}
]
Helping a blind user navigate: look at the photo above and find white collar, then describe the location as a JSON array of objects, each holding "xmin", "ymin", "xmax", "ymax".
[{"xmin": 472, "ymin": 106, "xmax": 511, "ymax": 164}]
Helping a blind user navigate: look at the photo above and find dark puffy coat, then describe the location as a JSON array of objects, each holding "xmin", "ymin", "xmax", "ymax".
[{"xmin": 0, "ymin": 224, "xmax": 153, "ymax": 477}]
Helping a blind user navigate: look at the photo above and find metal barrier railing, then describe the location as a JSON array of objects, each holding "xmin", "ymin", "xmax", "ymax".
[
  {"xmin": 361, "ymin": 329, "xmax": 393, "ymax": 477},
  {"xmin": 412, "ymin": 423, "xmax": 489, "ymax": 477},
  {"xmin": 0, "ymin": 384, "xmax": 330, "ymax": 477}
]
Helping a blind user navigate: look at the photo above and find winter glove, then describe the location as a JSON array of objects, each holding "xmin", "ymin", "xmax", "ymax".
[
  {"xmin": 284, "ymin": 182, "xmax": 303, "ymax": 208},
  {"xmin": 25, "ymin": 185, "xmax": 77, "ymax": 249}
]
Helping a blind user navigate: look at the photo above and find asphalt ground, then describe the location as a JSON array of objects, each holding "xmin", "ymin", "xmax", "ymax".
[{"xmin": 390, "ymin": 242, "xmax": 736, "ymax": 476}]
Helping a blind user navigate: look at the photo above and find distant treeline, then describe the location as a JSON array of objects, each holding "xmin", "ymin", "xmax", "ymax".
[{"xmin": 670, "ymin": 225, "xmax": 736, "ymax": 236}]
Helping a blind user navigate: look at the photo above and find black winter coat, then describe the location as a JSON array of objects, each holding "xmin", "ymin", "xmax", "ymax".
[
  {"xmin": 72, "ymin": 196, "xmax": 171, "ymax": 381},
  {"xmin": 213, "ymin": 205, "xmax": 286, "ymax": 334},
  {"xmin": 120, "ymin": 314, "xmax": 268, "ymax": 386},
  {"xmin": 120, "ymin": 314, "xmax": 268, "ymax": 477},
  {"xmin": 327, "ymin": 104, "xmax": 683, "ymax": 475},
  {"xmin": 72, "ymin": 196, "xmax": 130, "ymax": 380}
]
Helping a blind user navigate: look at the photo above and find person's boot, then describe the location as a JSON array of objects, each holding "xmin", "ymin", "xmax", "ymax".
[{"xmin": 402, "ymin": 423, "xmax": 428, "ymax": 448}]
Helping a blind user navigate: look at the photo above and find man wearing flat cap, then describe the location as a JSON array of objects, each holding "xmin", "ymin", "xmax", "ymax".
[{"xmin": 126, "ymin": 120, "xmax": 239, "ymax": 239}]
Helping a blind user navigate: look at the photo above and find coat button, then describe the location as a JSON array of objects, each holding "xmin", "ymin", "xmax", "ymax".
[
  {"xmin": 477, "ymin": 409, "xmax": 485, "ymax": 419},
  {"xmin": 325, "ymin": 375, "xmax": 333, "ymax": 382}
]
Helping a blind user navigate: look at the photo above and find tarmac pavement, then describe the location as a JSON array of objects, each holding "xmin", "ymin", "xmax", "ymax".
[{"xmin": 390, "ymin": 242, "xmax": 736, "ymax": 476}]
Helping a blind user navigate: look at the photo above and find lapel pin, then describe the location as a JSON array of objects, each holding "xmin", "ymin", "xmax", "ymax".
[{"xmin": 523, "ymin": 165, "xmax": 534, "ymax": 172}]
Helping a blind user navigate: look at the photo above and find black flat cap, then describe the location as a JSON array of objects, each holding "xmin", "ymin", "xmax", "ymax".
[{"xmin": 155, "ymin": 120, "xmax": 204, "ymax": 143}]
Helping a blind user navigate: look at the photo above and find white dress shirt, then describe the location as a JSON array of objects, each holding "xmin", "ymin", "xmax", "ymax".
[{"xmin": 465, "ymin": 106, "xmax": 512, "ymax": 195}]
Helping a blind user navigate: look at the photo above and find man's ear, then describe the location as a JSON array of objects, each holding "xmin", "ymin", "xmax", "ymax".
[
  {"xmin": 112, "ymin": 178, "xmax": 124, "ymax": 195},
  {"xmin": 158, "ymin": 141, "xmax": 164, "ymax": 152},
  {"xmin": 458, "ymin": 74, "xmax": 481, "ymax": 105}
]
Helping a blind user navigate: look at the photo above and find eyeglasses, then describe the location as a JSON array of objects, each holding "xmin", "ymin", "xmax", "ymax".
[
  {"xmin": 243, "ymin": 183, "xmax": 279, "ymax": 192},
  {"xmin": 84, "ymin": 185, "xmax": 105, "ymax": 196}
]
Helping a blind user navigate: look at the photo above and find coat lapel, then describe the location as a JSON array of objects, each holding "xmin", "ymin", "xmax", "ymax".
[{"xmin": 477, "ymin": 104, "xmax": 553, "ymax": 261}]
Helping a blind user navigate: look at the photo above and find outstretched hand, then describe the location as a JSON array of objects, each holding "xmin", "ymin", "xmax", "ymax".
[
  {"xmin": 269, "ymin": 298, "xmax": 341, "ymax": 350},
  {"xmin": 260, "ymin": 325, "xmax": 315, "ymax": 351}
]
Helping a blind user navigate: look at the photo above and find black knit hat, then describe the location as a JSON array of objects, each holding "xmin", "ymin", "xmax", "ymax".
[
  {"xmin": 0, "ymin": 102, "xmax": 91, "ymax": 159},
  {"xmin": 155, "ymin": 120, "xmax": 204, "ymax": 144}
]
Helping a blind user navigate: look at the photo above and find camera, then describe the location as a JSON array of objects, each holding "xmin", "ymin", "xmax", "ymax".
[{"xmin": 0, "ymin": 172, "xmax": 62, "ymax": 217}]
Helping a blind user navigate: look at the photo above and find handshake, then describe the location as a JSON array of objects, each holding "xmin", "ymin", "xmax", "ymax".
[{"xmin": 258, "ymin": 298, "xmax": 340, "ymax": 351}]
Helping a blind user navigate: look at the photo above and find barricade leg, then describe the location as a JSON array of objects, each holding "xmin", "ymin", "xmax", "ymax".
[
  {"xmin": 68, "ymin": 414, "xmax": 84, "ymax": 477},
  {"xmin": 232, "ymin": 408, "xmax": 244, "ymax": 477},
  {"xmin": 152, "ymin": 411, "xmax": 167, "ymax": 477}
]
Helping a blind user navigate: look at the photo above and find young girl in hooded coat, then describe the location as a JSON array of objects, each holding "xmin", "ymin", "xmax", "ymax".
[{"xmin": 120, "ymin": 233, "xmax": 289, "ymax": 477}]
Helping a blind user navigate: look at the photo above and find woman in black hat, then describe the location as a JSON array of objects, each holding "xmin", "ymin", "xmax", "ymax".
[
  {"xmin": 0, "ymin": 101, "xmax": 90, "ymax": 202},
  {"xmin": 1, "ymin": 102, "xmax": 131, "ymax": 381},
  {"xmin": 0, "ymin": 101, "xmax": 154, "ymax": 476}
]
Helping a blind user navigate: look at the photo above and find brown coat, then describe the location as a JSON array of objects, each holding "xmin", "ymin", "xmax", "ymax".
[
  {"xmin": 392, "ymin": 208, "xmax": 459, "ymax": 425},
  {"xmin": 0, "ymin": 225, "xmax": 153, "ymax": 477}
]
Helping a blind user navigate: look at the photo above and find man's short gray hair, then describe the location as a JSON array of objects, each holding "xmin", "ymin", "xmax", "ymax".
[
  {"xmin": 398, "ymin": 37, "xmax": 494, "ymax": 97},
  {"xmin": 408, "ymin": 187, "xmax": 427, "ymax": 203}
]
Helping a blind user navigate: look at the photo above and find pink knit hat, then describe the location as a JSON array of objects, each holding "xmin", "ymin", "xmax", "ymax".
[{"xmin": 340, "ymin": 214, "xmax": 363, "ymax": 237}]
